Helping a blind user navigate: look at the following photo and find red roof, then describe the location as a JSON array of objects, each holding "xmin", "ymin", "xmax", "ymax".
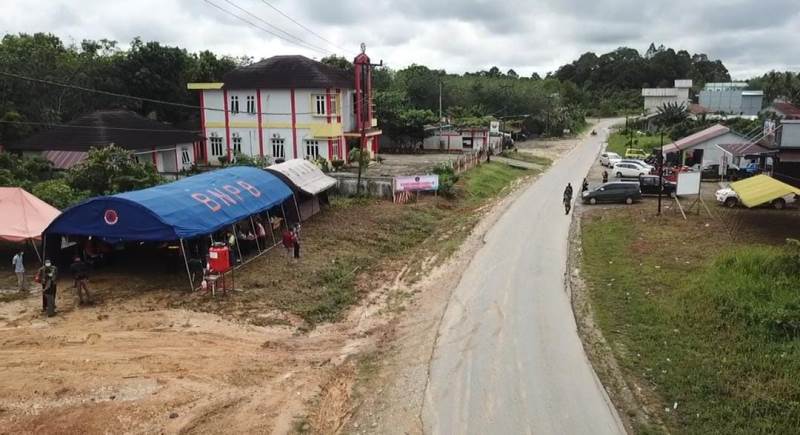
[
  {"xmin": 662, "ymin": 124, "xmax": 730, "ymax": 153},
  {"xmin": 772, "ymin": 102, "xmax": 800, "ymax": 119}
]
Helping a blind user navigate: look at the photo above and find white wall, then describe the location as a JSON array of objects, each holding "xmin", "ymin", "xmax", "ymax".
[{"xmin": 685, "ymin": 132, "xmax": 746, "ymax": 167}]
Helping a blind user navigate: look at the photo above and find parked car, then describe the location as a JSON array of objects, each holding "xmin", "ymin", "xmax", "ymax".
[
  {"xmin": 714, "ymin": 187, "xmax": 796, "ymax": 209},
  {"xmin": 600, "ymin": 152, "xmax": 622, "ymax": 167},
  {"xmin": 638, "ymin": 175, "xmax": 677, "ymax": 196},
  {"xmin": 729, "ymin": 162, "xmax": 760, "ymax": 181},
  {"xmin": 625, "ymin": 148, "xmax": 648, "ymax": 159},
  {"xmin": 620, "ymin": 159, "xmax": 654, "ymax": 172},
  {"xmin": 612, "ymin": 162, "xmax": 649, "ymax": 178},
  {"xmin": 582, "ymin": 182, "xmax": 642, "ymax": 205}
]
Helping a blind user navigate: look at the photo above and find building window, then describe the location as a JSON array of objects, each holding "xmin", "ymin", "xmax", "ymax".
[
  {"xmin": 305, "ymin": 140, "xmax": 320, "ymax": 159},
  {"xmin": 246, "ymin": 95, "xmax": 256, "ymax": 114},
  {"xmin": 210, "ymin": 136, "xmax": 224, "ymax": 156},
  {"xmin": 462, "ymin": 137, "xmax": 473, "ymax": 149},
  {"xmin": 230, "ymin": 95, "xmax": 239, "ymax": 114},
  {"xmin": 271, "ymin": 138, "xmax": 285, "ymax": 159},
  {"xmin": 232, "ymin": 134, "xmax": 242, "ymax": 154},
  {"xmin": 181, "ymin": 147, "xmax": 191, "ymax": 165},
  {"xmin": 314, "ymin": 94, "xmax": 327, "ymax": 116}
]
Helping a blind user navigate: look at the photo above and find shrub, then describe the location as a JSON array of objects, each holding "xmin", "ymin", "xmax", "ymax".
[
  {"xmin": 331, "ymin": 159, "xmax": 345, "ymax": 171},
  {"xmin": 314, "ymin": 156, "xmax": 330, "ymax": 173},
  {"xmin": 432, "ymin": 162, "xmax": 459, "ymax": 198},
  {"xmin": 31, "ymin": 178, "xmax": 88, "ymax": 210}
]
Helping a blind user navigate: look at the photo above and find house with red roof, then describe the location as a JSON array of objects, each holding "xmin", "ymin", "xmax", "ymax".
[{"xmin": 763, "ymin": 100, "xmax": 800, "ymax": 120}]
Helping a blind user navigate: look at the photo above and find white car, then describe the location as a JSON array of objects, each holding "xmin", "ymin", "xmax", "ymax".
[
  {"xmin": 600, "ymin": 152, "xmax": 621, "ymax": 167},
  {"xmin": 620, "ymin": 159, "xmax": 654, "ymax": 172},
  {"xmin": 715, "ymin": 187, "xmax": 796, "ymax": 209},
  {"xmin": 612, "ymin": 162, "xmax": 649, "ymax": 178}
]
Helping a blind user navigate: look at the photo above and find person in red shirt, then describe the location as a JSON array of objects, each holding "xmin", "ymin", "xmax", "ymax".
[{"xmin": 281, "ymin": 229, "xmax": 294, "ymax": 259}]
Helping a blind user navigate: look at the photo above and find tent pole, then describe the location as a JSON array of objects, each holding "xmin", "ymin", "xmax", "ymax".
[
  {"xmin": 250, "ymin": 216, "xmax": 262, "ymax": 253},
  {"xmin": 232, "ymin": 224, "xmax": 243, "ymax": 266},
  {"xmin": 30, "ymin": 238, "xmax": 42, "ymax": 263},
  {"xmin": 266, "ymin": 210, "xmax": 277, "ymax": 247},
  {"xmin": 41, "ymin": 236, "xmax": 47, "ymax": 265},
  {"xmin": 292, "ymin": 193, "xmax": 303, "ymax": 222},
  {"xmin": 280, "ymin": 202, "xmax": 288, "ymax": 230},
  {"xmin": 179, "ymin": 238, "xmax": 194, "ymax": 292}
]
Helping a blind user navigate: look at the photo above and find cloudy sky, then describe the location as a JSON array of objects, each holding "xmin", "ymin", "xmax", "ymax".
[{"xmin": 2, "ymin": 0, "xmax": 798, "ymax": 79}]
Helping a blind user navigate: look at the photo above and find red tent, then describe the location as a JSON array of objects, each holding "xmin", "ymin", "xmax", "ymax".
[{"xmin": 0, "ymin": 187, "xmax": 60, "ymax": 242}]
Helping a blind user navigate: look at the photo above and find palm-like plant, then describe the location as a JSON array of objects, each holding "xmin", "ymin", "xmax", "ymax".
[{"xmin": 656, "ymin": 101, "xmax": 689, "ymax": 128}]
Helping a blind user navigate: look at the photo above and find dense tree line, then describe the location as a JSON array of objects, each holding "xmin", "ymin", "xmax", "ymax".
[
  {"xmin": 554, "ymin": 44, "xmax": 732, "ymax": 115},
  {"xmin": 0, "ymin": 33, "xmax": 248, "ymax": 143}
]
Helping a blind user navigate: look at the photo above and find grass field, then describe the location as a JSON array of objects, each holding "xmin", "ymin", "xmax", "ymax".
[
  {"xmin": 607, "ymin": 132, "xmax": 665, "ymax": 156},
  {"xmin": 498, "ymin": 150, "xmax": 553, "ymax": 168},
  {"xmin": 582, "ymin": 208, "xmax": 800, "ymax": 433}
]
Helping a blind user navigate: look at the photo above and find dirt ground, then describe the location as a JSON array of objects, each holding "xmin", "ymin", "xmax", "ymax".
[{"xmin": 0, "ymin": 130, "xmax": 590, "ymax": 435}]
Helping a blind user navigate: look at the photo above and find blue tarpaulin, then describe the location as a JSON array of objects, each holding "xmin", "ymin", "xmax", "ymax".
[{"xmin": 45, "ymin": 166, "xmax": 293, "ymax": 241}]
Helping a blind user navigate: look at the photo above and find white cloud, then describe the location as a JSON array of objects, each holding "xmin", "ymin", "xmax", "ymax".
[{"xmin": 0, "ymin": 0, "xmax": 797, "ymax": 77}]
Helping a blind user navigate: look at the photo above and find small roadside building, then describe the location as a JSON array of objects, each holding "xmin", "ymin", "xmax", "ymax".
[
  {"xmin": 266, "ymin": 159, "xmax": 336, "ymax": 221},
  {"xmin": 6, "ymin": 110, "xmax": 203, "ymax": 177},
  {"xmin": 661, "ymin": 124, "xmax": 748, "ymax": 168},
  {"xmin": 699, "ymin": 82, "xmax": 764, "ymax": 116},
  {"xmin": 642, "ymin": 79, "xmax": 692, "ymax": 114},
  {"xmin": 422, "ymin": 125, "xmax": 500, "ymax": 152}
]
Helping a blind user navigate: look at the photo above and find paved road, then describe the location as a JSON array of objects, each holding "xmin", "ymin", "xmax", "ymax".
[{"xmin": 423, "ymin": 120, "xmax": 625, "ymax": 435}]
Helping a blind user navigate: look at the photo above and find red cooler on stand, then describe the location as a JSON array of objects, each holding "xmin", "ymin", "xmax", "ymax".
[{"xmin": 208, "ymin": 245, "xmax": 230, "ymax": 273}]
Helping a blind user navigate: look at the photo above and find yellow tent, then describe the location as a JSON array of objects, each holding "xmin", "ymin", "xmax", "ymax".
[{"xmin": 729, "ymin": 175, "xmax": 800, "ymax": 208}]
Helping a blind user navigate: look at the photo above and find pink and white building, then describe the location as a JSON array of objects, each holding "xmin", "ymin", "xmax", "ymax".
[{"xmin": 188, "ymin": 51, "xmax": 381, "ymax": 165}]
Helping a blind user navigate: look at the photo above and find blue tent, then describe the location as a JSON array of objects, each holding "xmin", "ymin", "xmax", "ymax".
[{"xmin": 45, "ymin": 166, "xmax": 293, "ymax": 241}]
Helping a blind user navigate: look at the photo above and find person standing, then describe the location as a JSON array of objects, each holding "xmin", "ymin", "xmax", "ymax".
[
  {"xmin": 37, "ymin": 259, "xmax": 58, "ymax": 317},
  {"xmin": 281, "ymin": 228, "xmax": 294, "ymax": 259},
  {"xmin": 602, "ymin": 170, "xmax": 609, "ymax": 184},
  {"xmin": 70, "ymin": 256, "xmax": 91, "ymax": 305},
  {"xmin": 12, "ymin": 250, "xmax": 25, "ymax": 291},
  {"xmin": 227, "ymin": 231, "xmax": 238, "ymax": 266},
  {"xmin": 582, "ymin": 178, "xmax": 589, "ymax": 193},
  {"xmin": 292, "ymin": 227, "xmax": 301, "ymax": 260}
]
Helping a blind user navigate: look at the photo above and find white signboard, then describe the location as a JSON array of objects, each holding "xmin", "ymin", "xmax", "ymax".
[
  {"xmin": 395, "ymin": 175, "xmax": 439, "ymax": 192},
  {"xmin": 676, "ymin": 171, "xmax": 701, "ymax": 196},
  {"xmin": 489, "ymin": 121, "xmax": 500, "ymax": 134}
]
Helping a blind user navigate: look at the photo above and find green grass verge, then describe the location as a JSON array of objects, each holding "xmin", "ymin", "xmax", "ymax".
[
  {"xmin": 582, "ymin": 214, "xmax": 800, "ymax": 433},
  {"xmin": 498, "ymin": 150, "xmax": 553, "ymax": 167},
  {"xmin": 461, "ymin": 162, "xmax": 533, "ymax": 202},
  {"xmin": 607, "ymin": 132, "xmax": 665, "ymax": 156}
]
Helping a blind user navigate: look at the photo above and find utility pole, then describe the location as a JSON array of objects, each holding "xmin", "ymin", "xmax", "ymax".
[
  {"xmin": 439, "ymin": 79, "xmax": 444, "ymax": 151},
  {"xmin": 657, "ymin": 131, "xmax": 664, "ymax": 215}
]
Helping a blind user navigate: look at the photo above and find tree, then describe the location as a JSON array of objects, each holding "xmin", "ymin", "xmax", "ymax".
[
  {"xmin": 320, "ymin": 55, "xmax": 353, "ymax": 72},
  {"xmin": 530, "ymin": 72, "xmax": 542, "ymax": 80},
  {"xmin": 507, "ymin": 69, "xmax": 518, "ymax": 78},
  {"xmin": 67, "ymin": 145, "xmax": 163, "ymax": 196},
  {"xmin": 349, "ymin": 147, "xmax": 371, "ymax": 195}
]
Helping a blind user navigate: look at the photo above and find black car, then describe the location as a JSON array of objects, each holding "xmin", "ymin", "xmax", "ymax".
[
  {"xmin": 582, "ymin": 182, "xmax": 642, "ymax": 205},
  {"xmin": 638, "ymin": 175, "xmax": 676, "ymax": 196}
]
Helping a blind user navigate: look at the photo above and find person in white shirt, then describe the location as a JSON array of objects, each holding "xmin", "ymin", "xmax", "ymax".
[{"xmin": 11, "ymin": 250, "xmax": 25, "ymax": 291}]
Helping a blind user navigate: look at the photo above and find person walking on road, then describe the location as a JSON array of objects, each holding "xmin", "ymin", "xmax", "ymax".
[
  {"xmin": 563, "ymin": 183, "xmax": 573, "ymax": 215},
  {"xmin": 582, "ymin": 178, "xmax": 589, "ymax": 193},
  {"xmin": 37, "ymin": 259, "xmax": 58, "ymax": 317},
  {"xmin": 12, "ymin": 250, "xmax": 25, "ymax": 291},
  {"xmin": 70, "ymin": 256, "xmax": 92, "ymax": 305},
  {"xmin": 602, "ymin": 170, "xmax": 609, "ymax": 184}
]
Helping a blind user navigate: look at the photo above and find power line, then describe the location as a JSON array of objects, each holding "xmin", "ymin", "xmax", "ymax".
[
  {"xmin": 257, "ymin": 0, "xmax": 348, "ymax": 53},
  {"xmin": 203, "ymin": 0, "xmax": 331, "ymax": 56},
  {"xmin": 218, "ymin": 0, "xmax": 333, "ymax": 55},
  {"xmin": 0, "ymin": 70, "xmax": 318, "ymax": 116},
  {"xmin": 0, "ymin": 119, "xmax": 201, "ymax": 134}
]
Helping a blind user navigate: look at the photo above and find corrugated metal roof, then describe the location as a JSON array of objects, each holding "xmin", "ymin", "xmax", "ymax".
[
  {"xmin": 42, "ymin": 150, "xmax": 88, "ymax": 169},
  {"xmin": 717, "ymin": 143, "xmax": 774, "ymax": 157},
  {"xmin": 8, "ymin": 110, "xmax": 201, "ymax": 152},
  {"xmin": 266, "ymin": 159, "xmax": 336, "ymax": 195},
  {"xmin": 662, "ymin": 124, "xmax": 730, "ymax": 154},
  {"xmin": 730, "ymin": 175, "xmax": 800, "ymax": 208}
]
